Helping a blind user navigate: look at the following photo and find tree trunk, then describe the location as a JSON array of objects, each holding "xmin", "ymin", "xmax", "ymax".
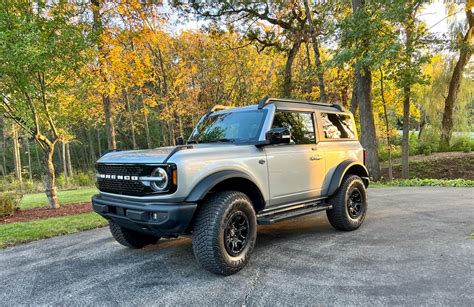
[
  {"xmin": 401, "ymin": 86, "xmax": 411, "ymax": 178},
  {"xmin": 92, "ymin": 0, "xmax": 117, "ymax": 151},
  {"xmin": 123, "ymin": 89, "xmax": 137, "ymax": 149},
  {"xmin": 61, "ymin": 141, "xmax": 68, "ymax": 186},
  {"xmin": 87, "ymin": 128, "xmax": 96, "ymax": 163},
  {"xmin": 440, "ymin": 9, "xmax": 473, "ymax": 148},
  {"xmin": 66, "ymin": 142, "xmax": 73, "ymax": 177},
  {"xmin": 103, "ymin": 95, "xmax": 117, "ymax": 150},
  {"xmin": 303, "ymin": 0, "xmax": 327, "ymax": 102},
  {"xmin": 401, "ymin": 19, "xmax": 414, "ymax": 179},
  {"xmin": 1, "ymin": 124, "xmax": 5, "ymax": 178},
  {"xmin": 144, "ymin": 110, "xmax": 152, "ymax": 149},
  {"xmin": 25, "ymin": 139, "xmax": 33, "ymax": 180},
  {"xmin": 351, "ymin": 0, "xmax": 380, "ymax": 180},
  {"xmin": 350, "ymin": 73, "xmax": 359, "ymax": 114},
  {"xmin": 43, "ymin": 146, "xmax": 59, "ymax": 209},
  {"xmin": 283, "ymin": 38, "xmax": 301, "ymax": 97},
  {"xmin": 440, "ymin": 10, "xmax": 473, "ymax": 148},
  {"xmin": 12, "ymin": 128, "xmax": 23, "ymax": 190},
  {"xmin": 380, "ymin": 68, "xmax": 392, "ymax": 181},
  {"xmin": 356, "ymin": 67, "xmax": 381, "ymax": 180},
  {"xmin": 97, "ymin": 128, "xmax": 102, "ymax": 156}
]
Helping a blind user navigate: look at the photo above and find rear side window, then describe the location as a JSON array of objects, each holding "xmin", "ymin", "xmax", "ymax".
[
  {"xmin": 272, "ymin": 111, "xmax": 315, "ymax": 144},
  {"xmin": 320, "ymin": 113, "xmax": 356, "ymax": 139}
]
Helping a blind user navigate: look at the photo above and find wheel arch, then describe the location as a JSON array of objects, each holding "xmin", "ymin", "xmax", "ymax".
[
  {"xmin": 327, "ymin": 160, "xmax": 369, "ymax": 197},
  {"xmin": 185, "ymin": 170, "xmax": 266, "ymax": 212}
]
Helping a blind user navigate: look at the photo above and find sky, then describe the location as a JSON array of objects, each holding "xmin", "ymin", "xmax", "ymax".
[{"xmin": 166, "ymin": 1, "xmax": 467, "ymax": 37}]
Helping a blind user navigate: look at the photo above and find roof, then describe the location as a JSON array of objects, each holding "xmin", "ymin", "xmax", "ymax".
[{"xmin": 257, "ymin": 96, "xmax": 345, "ymax": 112}]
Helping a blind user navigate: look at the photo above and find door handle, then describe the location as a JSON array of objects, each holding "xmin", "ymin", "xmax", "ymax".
[{"xmin": 310, "ymin": 155, "xmax": 322, "ymax": 161}]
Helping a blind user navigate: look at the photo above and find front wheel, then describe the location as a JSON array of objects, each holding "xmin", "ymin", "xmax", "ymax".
[
  {"xmin": 192, "ymin": 191, "xmax": 257, "ymax": 276},
  {"xmin": 326, "ymin": 175, "xmax": 368, "ymax": 231},
  {"xmin": 109, "ymin": 221, "xmax": 160, "ymax": 248}
]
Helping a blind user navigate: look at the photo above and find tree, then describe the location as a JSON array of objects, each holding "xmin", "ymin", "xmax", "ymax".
[
  {"xmin": 391, "ymin": 1, "xmax": 431, "ymax": 178},
  {"xmin": 91, "ymin": 0, "xmax": 117, "ymax": 150},
  {"xmin": 0, "ymin": 1, "xmax": 87, "ymax": 208},
  {"xmin": 440, "ymin": 2, "xmax": 474, "ymax": 148},
  {"xmin": 342, "ymin": 0, "xmax": 382, "ymax": 180}
]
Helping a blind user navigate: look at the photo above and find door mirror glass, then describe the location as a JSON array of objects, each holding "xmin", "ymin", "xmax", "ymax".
[{"xmin": 265, "ymin": 127, "xmax": 291, "ymax": 145}]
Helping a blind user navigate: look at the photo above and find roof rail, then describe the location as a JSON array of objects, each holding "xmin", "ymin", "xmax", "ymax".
[
  {"xmin": 205, "ymin": 104, "xmax": 234, "ymax": 116},
  {"xmin": 257, "ymin": 96, "xmax": 344, "ymax": 112}
]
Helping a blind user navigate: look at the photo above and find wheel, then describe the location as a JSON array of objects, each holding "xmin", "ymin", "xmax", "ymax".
[
  {"xmin": 109, "ymin": 221, "xmax": 160, "ymax": 248},
  {"xmin": 326, "ymin": 175, "xmax": 368, "ymax": 231},
  {"xmin": 192, "ymin": 191, "xmax": 257, "ymax": 276}
]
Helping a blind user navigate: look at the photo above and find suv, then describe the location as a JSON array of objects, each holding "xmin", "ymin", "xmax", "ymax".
[{"xmin": 92, "ymin": 97, "xmax": 369, "ymax": 275}]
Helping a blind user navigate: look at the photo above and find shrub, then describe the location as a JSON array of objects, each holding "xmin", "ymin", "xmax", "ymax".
[
  {"xmin": 376, "ymin": 178, "xmax": 474, "ymax": 187},
  {"xmin": 449, "ymin": 135, "xmax": 472, "ymax": 152},
  {"xmin": 0, "ymin": 192, "xmax": 22, "ymax": 217}
]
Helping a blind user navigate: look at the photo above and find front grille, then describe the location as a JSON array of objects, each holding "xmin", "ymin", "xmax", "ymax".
[{"xmin": 96, "ymin": 164, "xmax": 159, "ymax": 196}]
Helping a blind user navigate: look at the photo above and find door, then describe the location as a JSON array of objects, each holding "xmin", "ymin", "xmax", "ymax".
[{"xmin": 264, "ymin": 111, "xmax": 325, "ymax": 206}]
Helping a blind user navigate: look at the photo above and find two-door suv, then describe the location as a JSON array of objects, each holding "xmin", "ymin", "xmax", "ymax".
[{"xmin": 92, "ymin": 97, "xmax": 369, "ymax": 275}]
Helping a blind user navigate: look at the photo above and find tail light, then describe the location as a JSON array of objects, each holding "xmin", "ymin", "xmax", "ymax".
[{"xmin": 363, "ymin": 149, "xmax": 367, "ymax": 165}]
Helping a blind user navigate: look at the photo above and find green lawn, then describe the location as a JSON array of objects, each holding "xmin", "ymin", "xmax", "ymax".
[
  {"xmin": 371, "ymin": 178, "xmax": 474, "ymax": 188},
  {"xmin": 0, "ymin": 212, "xmax": 108, "ymax": 248},
  {"xmin": 21, "ymin": 187, "xmax": 97, "ymax": 209}
]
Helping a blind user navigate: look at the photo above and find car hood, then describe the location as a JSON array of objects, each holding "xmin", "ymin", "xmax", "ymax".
[{"xmin": 96, "ymin": 144, "xmax": 237, "ymax": 164}]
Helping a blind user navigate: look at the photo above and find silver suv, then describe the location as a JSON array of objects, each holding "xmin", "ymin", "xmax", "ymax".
[{"xmin": 92, "ymin": 97, "xmax": 369, "ymax": 275}]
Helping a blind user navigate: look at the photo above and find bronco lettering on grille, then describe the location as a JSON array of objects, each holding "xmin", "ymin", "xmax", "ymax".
[{"xmin": 97, "ymin": 174, "xmax": 139, "ymax": 181}]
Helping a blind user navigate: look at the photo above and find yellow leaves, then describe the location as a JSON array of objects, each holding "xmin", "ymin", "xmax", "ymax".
[{"xmin": 467, "ymin": 0, "xmax": 474, "ymax": 11}]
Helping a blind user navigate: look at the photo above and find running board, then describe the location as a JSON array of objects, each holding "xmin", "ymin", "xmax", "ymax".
[{"xmin": 257, "ymin": 201, "xmax": 332, "ymax": 225}]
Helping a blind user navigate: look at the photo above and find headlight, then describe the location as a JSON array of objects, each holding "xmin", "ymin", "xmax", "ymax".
[{"xmin": 150, "ymin": 167, "xmax": 168, "ymax": 191}]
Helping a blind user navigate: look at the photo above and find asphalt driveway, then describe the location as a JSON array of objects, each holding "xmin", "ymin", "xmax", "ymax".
[{"xmin": 1, "ymin": 187, "xmax": 473, "ymax": 305}]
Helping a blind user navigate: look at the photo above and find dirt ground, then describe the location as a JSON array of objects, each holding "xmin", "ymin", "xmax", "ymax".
[
  {"xmin": 381, "ymin": 151, "xmax": 473, "ymax": 179},
  {"xmin": 0, "ymin": 203, "xmax": 92, "ymax": 224}
]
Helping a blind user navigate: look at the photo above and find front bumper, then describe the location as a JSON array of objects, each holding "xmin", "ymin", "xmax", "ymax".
[{"xmin": 92, "ymin": 194, "xmax": 197, "ymax": 237}]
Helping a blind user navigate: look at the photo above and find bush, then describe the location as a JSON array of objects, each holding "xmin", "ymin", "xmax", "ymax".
[
  {"xmin": 1, "ymin": 171, "xmax": 95, "ymax": 193},
  {"xmin": 375, "ymin": 178, "xmax": 474, "ymax": 187},
  {"xmin": 0, "ymin": 192, "xmax": 22, "ymax": 217},
  {"xmin": 450, "ymin": 136, "xmax": 472, "ymax": 153}
]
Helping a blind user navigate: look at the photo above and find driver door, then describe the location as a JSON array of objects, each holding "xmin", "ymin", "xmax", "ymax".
[{"xmin": 264, "ymin": 111, "xmax": 325, "ymax": 206}]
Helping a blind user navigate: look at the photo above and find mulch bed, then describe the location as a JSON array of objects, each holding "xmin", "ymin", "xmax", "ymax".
[{"xmin": 0, "ymin": 203, "xmax": 93, "ymax": 224}]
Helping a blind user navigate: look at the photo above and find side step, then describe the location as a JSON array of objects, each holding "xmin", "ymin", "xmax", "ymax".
[{"xmin": 257, "ymin": 201, "xmax": 332, "ymax": 225}]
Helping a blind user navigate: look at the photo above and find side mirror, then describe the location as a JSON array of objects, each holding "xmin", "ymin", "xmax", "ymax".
[
  {"xmin": 176, "ymin": 136, "xmax": 184, "ymax": 145},
  {"xmin": 265, "ymin": 127, "xmax": 291, "ymax": 145}
]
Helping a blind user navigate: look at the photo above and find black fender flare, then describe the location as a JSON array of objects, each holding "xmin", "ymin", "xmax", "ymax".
[
  {"xmin": 185, "ymin": 170, "xmax": 257, "ymax": 203},
  {"xmin": 327, "ymin": 160, "xmax": 369, "ymax": 197}
]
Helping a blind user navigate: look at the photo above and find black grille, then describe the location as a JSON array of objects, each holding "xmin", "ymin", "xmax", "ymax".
[{"xmin": 96, "ymin": 164, "xmax": 159, "ymax": 196}]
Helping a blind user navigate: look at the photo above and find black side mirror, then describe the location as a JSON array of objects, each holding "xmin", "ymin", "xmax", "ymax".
[
  {"xmin": 265, "ymin": 127, "xmax": 291, "ymax": 145},
  {"xmin": 176, "ymin": 136, "xmax": 184, "ymax": 145}
]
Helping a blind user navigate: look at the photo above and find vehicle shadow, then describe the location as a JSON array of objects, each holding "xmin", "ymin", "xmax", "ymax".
[{"xmin": 143, "ymin": 214, "xmax": 335, "ymax": 253}]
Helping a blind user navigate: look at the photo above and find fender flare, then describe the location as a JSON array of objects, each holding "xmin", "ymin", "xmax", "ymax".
[
  {"xmin": 327, "ymin": 160, "xmax": 369, "ymax": 197},
  {"xmin": 185, "ymin": 170, "xmax": 257, "ymax": 203}
]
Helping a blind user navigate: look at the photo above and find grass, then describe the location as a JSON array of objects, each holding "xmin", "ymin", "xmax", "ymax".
[
  {"xmin": 467, "ymin": 234, "xmax": 474, "ymax": 239},
  {"xmin": 0, "ymin": 212, "xmax": 108, "ymax": 248},
  {"xmin": 21, "ymin": 187, "xmax": 97, "ymax": 210},
  {"xmin": 371, "ymin": 178, "xmax": 474, "ymax": 188}
]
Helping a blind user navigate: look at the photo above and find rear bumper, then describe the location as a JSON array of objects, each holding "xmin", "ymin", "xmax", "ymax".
[{"xmin": 92, "ymin": 194, "xmax": 197, "ymax": 237}]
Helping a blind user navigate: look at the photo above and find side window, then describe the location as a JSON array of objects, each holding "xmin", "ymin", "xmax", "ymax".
[
  {"xmin": 320, "ymin": 113, "xmax": 356, "ymax": 139},
  {"xmin": 272, "ymin": 111, "xmax": 316, "ymax": 144}
]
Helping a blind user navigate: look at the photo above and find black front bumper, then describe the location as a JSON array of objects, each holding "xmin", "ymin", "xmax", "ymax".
[{"xmin": 92, "ymin": 194, "xmax": 197, "ymax": 237}]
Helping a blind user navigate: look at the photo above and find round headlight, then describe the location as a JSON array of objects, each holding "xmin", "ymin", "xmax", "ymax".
[{"xmin": 150, "ymin": 167, "xmax": 168, "ymax": 191}]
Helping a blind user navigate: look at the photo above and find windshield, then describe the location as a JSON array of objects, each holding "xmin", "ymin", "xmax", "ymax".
[{"xmin": 189, "ymin": 110, "xmax": 266, "ymax": 143}]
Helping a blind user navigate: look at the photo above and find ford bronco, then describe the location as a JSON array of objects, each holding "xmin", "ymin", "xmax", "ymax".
[{"xmin": 92, "ymin": 96, "xmax": 370, "ymax": 275}]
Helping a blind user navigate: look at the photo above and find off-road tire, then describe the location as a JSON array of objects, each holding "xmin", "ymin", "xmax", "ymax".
[
  {"xmin": 192, "ymin": 191, "xmax": 257, "ymax": 276},
  {"xmin": 109, "ymin": 221, "xmax": 160, "ymax": 248},
  {"xmin": 326, "ymin": 175, "xmax": 368, "ymax": 231}
]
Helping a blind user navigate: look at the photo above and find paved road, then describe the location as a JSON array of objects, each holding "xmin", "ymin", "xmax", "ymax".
[{"xmin": 1, "ymin": 187, "xmax": 473, "ymax": 305}]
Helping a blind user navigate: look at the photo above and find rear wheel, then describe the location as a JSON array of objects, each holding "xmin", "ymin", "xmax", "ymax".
[
  {"xmin": 192, "ymin": 191, "xmax": 257, "ymax": 276},
  {"xmin": 109, "ymin": 221, "xmax": 160, "ymax": 248},
  {"xmin": 326, "ymin": 175, "xmax": 368, "ymax": 231}
]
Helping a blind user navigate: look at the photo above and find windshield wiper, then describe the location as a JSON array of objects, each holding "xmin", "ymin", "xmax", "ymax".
[{"xmin": 206, "ymin": 138, "xmax": 235, "ymax": 143}]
